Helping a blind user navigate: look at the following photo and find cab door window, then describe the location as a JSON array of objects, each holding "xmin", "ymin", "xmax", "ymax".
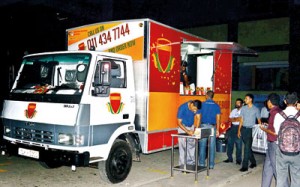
[{"xmin": 110, "ymin": 60, "xmax": 126, "ymax": 88}]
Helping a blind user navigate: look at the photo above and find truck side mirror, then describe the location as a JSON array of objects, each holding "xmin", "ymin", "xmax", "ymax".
[
  {"xmin": 100, "ymin": 62, "xmax": 111, "ymax": 86},
  {"xmin": 76, "ymin": 64, "xmax": 88, "ymax": 82},
  {"xmin": 92, "ymin": 61, "xmax": 111, "ymax": 97}
]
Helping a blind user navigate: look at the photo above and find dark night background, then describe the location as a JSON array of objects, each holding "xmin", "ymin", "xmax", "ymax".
[{"xmin": 0, "ymin": 0, "xmax": 299, "ymax": 100}]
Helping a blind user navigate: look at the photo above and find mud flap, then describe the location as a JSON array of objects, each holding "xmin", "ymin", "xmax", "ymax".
[{"xmin": 125, "ymin": 133, "xmax": 141, "ymax": 162}]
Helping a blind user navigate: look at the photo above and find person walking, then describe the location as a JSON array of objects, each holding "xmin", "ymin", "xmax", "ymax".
[
  {"xmin": 223, "ymin": 98, "xmax": 243, "ymax": 165},
  {"xmin": 177, "ymin": 100, "xmax": 202, "ymax": 166},
  {"xmin": 273, "ymin": 92, "xmax": 300, "ymax": 187},
  {"xmin": 260, "ymin": 93, "xmax": 287, "ymax": 187},
  {"xmin": 198, "ymin": 90, "xmax": 220, "ymax": 169},
  {"xmin": 238, "ymin": 93, "xmax": 261, "ymax": 172}
]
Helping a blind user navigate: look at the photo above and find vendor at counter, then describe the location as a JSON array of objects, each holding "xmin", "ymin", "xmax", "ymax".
[{"xmin": 177, "ymin": 100, "xmax": 202, "ymax": 166}]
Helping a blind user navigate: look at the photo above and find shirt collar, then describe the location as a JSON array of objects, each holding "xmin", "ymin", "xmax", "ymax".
[
  {"xmin": 270, "ymin": 106, "xmax": 279, "ymax": 112},
  {"xmin": 285, "ymin": 106, "xmax": 297, "ymax": 112}
]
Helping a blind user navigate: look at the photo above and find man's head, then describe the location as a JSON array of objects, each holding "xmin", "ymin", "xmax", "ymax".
[
  {"xmin": 284, "ymin": 92, "xmax": 298, "ymax": 106},
  {"xmin": 181, "ymin": 61, "xmax": 187, "ymax": 71},
  {"xmin": 296, "ymin": 101, "xmax": 300, "ymax": 111},
  {"xmin": 189, "ymin": 100, "xmax": 202, "ymax": 113},
  {"xmin": 206, "ymin": 90, "xmax": 214, "ymax": 99},
  {"xmin": 267, "ymin": 93, "xmax": 280, "ymax": 109},
  {"xmin": 244, "ymin": 93, "xmax": 254, "ymax": 105},
  {"xmin": 235, "ymin": 98, "xmax": 243, "ymax": 109}
]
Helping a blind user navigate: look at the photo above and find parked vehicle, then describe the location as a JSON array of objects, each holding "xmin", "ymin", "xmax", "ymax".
[{"xmin": 1, "ymin": 19, "xmax": 256, "ymax": 183}]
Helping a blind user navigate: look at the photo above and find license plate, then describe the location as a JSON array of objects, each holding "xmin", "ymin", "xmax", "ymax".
[{"xmin": 18, "ymin": 148, "xmax": 39, "ymax": 159}]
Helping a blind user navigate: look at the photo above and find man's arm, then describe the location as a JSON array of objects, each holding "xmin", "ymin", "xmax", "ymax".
[
  {"xmin": 178, "ymin": 118, "xmax": 193, "ymax": 136},
  {"xmin": 237, "ymin": 117, "xmax": 243, "ymax": 138},
  {"xmin": 257, "ymin": 118, "xmax": 262, "ymax": 125},
  {"xmin": 230, "ymin": 117, "xmax": 242, "ymax": 122},
  {"xmin": 256, "ymin": 108, "xmax": 262, "ymax": 125},
  {"xmin": 260, "ymin": 126, "xmax": 276, "ymax": 136},
  {"xmin": 183, "ymin": 74, "xmax": 190, "ymax": 88},
  {"xmin": 194, "ymin": 114, "xmax": 201, "ymax": 128}
]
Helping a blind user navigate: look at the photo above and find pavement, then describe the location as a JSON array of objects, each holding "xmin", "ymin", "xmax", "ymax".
[
  {"xmin": 0, "ymin": 146, "xmax": 273, "ymax": 187},
  {"xmin": 135, "ymin": 149, "xmax": 267, "ymax": 187}
]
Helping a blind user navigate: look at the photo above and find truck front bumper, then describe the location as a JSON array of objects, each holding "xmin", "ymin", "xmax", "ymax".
[{"xmin": 4, "ymin": 140, "xmax": 90, "ymax": 167}]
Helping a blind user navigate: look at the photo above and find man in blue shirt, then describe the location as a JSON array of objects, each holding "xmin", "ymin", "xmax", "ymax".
[
  {"xmin": 177, "ymin": 100, "xmax": 202, "ymax": 166},
  {"xmin": 198, "ymin": 90, "xmax": 221, "ymax": 169}
]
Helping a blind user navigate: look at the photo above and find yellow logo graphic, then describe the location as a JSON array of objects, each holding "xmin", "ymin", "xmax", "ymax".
[
  {"xmin": 152, "ymin": 38, "xmax": 175, "ymax": 73},
  {"xmin": 107, "ymin": 93, "xmax": 124, "ymax": 114},
  {"xmin": 25, "ymin": 103, "xmax": 37, "ymax": 119},
  {"xmin": 220, "ymin": 123, "xmax": 226, "ymax": 129}
]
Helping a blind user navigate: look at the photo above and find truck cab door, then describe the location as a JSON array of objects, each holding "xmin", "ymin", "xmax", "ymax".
[{"xmin": 89, "ymin": 56, "xmax": 135, "ymax": 140}]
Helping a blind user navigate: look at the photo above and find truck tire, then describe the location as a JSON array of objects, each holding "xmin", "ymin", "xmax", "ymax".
[
  {"xmin": 39, "ymin": 161, "xmax": 62, "ymax": 169},
  {"xmin": 99, "ymin": 139, "xmax": 132, "ymax": 184}
]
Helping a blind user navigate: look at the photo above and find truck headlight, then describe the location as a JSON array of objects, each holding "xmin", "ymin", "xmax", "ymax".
[
  {"xmin": 4, "ymin": 127, "xmax": 11, "ymax": 135},
  {"xmin": 58, "ymin": 133, "xmax": 73, "ymax": 145}
]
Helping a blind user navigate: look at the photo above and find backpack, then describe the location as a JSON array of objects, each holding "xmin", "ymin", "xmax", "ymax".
[{"xmin": 278, "ymin": 111, "xmax": 300, "ymax": 156}]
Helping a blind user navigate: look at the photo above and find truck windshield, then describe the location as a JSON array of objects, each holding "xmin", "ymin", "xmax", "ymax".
[{"xmin": 10, "ymin": 53, "xmax": 91, "ymax": 104}]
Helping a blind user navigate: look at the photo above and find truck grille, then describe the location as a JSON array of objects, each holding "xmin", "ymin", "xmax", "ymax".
[{"xmin": 14, "ymin": 127, "xmax": 54, "ymax": 143}]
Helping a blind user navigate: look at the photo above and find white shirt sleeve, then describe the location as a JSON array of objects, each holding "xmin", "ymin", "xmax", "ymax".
[
  {"xmin": 229, "ymin": 109, "xmax": 235, "ymax": 118},
  {"xmin": 273, "ymin": 113, "xmax": 280, "ymax": 134},
  {"xmin": 274, "ymin": 113, "xmax": 285, "ymax": 134}
]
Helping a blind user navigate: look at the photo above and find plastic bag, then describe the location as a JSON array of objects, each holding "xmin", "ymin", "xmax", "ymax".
[{"xmin": 252, "ymin": 124, "xmax": 267, "ymax": 154}]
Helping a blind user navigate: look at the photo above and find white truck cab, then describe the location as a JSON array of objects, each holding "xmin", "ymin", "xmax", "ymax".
[{"xmin": 2, "ymin": 51, "xmax": 138, "ymax": 183}]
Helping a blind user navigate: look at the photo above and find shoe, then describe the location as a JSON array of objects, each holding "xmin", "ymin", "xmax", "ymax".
[
  {"xmin": 236, "ymin": 161, "xmax": 241, "ymax": 165},
  {"xmin": 209, "ymin": 166, "xmax": 214, "ymax": 169},
  {"xmin": 249, "ymin": 163, "xmax": 257, "ymax": 168},
  {"xmin": 223, "ymin": 159, "xmax": 233, "ymax": 163},
  {"xmin": 239, "ymin": 167, "xmax": 248, "ymax": 172}
]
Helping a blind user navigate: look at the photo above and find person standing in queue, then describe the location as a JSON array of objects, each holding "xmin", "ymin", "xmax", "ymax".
[
  {"xmin": 260, "ymin": 93, "xmax": 288, "ymax": 187},
  {"xmin": 198, "ymin": 90, "xmax": 221, "ymax": 169},
  {"xmin": 177, "ymin": 100, "xmax": 202, "ymax": 167},
  {"xmin": 223, "ymin": 98, "xmax": 243, "ymax": 165},
  {"xmin": 273, "ymin": 92, "xmax": 300, "ymax": 187},
  {"xmin": 238, "ymin": 93, "xmax": 261, "ymax": 172}
]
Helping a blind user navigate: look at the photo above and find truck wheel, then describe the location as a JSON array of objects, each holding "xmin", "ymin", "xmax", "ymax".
[
  {"xmin": 99, "ymin": 139, "xmax": 132, "ymax": 184},
  {"xmin": 39, "ymin": 161, "xmax": 62, "ymax": 169}
]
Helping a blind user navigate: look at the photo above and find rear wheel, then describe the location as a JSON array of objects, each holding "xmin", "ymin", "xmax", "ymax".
[{"xmin": 99, "ymin": 139, "xmax": 132, "ymax": 184}]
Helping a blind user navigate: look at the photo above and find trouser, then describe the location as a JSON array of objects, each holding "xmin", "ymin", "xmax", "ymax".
[
  {"xmin": 226, "ymin": 125, "xmax": 242, "ymax": 162},
  {"xmin": 261, "ymin": 141, "xmax": 278, "ymax": 187},
  {"xmin": 178, "ymin": 126, "xmax": 195, "ymax": 166},
  {"xmin": 276, "ymin": 146, "xmax": 300, "ymax": 187},
  {"xmin": 198, "ymin": 124, "xmax": 216, "ymax": 168},
  {"xmin": 241, "ymin": 127, "xmax": 256, "ymax": 168}
]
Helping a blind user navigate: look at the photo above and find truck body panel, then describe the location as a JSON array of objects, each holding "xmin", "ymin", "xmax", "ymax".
[{"xmin": 67, "ymin": 19, "xmax": 209, "ymax": 153}]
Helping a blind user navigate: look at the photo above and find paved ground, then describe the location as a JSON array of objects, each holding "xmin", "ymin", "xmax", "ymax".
[{"xmin": 0, "ymin": 148, "xmax": 274, "ymax": 187}]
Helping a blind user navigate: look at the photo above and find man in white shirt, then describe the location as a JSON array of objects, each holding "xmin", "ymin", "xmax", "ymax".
[
  {"xmin": 223, "ymin": 98, "xmax": 243, "ymax": 165},
  {"xmin": 273, "ymin": 92, "xmax": 300, "ymax": 187}
]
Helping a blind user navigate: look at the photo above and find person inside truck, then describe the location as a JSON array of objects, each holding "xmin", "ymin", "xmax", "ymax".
[
  {"xmin": 180, "ymin": 60, "xmax": 190, "ymax": 88},
  {"xmin": 177, "ymin": 100, "xmax": 202, "ymax": 167}
]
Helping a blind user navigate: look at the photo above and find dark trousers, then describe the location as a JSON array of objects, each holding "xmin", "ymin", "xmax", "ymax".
[
  {"xmin": 241, "ymin": 127, "xmax": 256, "ymax": 168},
  {"xmin": 226, "ymin": 125, "xmax": 242, "ymax": 162}
]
